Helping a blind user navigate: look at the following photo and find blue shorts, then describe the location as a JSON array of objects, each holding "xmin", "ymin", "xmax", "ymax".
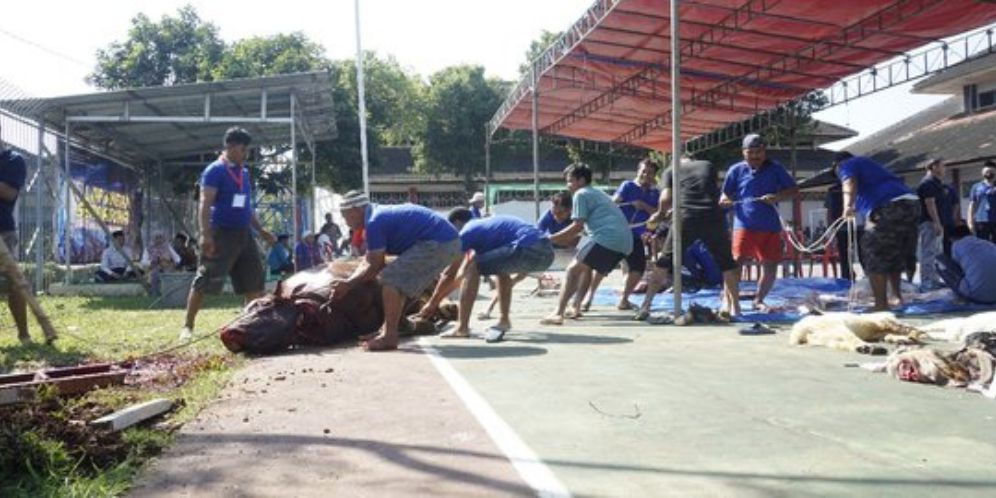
[{"xmin": 475, "ymin": 239, "xmax": 555, "ymax": 276}]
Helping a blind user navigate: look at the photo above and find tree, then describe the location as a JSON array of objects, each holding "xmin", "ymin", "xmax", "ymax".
[
  {"xmin": 518, "ymin": 30, "xmax": 562, "ymax": 78},
  {"xmin": 88, "ymin": 5, "xmax": 224, "ymax": 89},
  {"xmin": 212, "ymin": 33, "xmax": 329, "ymax": 80},
  {"xmin": 413, "ymin": 65, "xmax": 504, "ymax": 188}
]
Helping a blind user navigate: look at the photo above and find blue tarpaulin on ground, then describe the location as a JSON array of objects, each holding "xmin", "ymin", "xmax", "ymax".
[{"xmin": 594, "ymin": 278, "xmax": 996, "ymax": 323}]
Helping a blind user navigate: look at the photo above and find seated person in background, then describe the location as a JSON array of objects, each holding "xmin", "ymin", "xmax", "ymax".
[
  {"xmin": 141, "ymin": 232, "xmax": 181, "ymax": 295},
  {"xmin": 96, "ymin": 230, "xmax": 139, "ymax": 282},
  {"xmin": 295, "ymin": 232, "xmax": 320, "ymax": 272},
  {"xmin": 267, "ymin": 234, "xmax": 294, "ymax": 276},
  {"xmin": 172, "ymin": 233, "xmax": 198, "ymax": 271},
  {"xmin": 936, "ymin": 225, "xmax": 996, "ymax": 304}
]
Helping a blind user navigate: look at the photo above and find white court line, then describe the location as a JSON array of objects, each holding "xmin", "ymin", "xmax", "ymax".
[{"xmin": 419, "ymin": 338, "xmax": 572, "ymax": 498}]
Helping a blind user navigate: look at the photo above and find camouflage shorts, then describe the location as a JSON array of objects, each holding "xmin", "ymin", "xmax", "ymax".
[{"xmin": 861, "ymin": 199, "xmax": 920, "ymax": 274}]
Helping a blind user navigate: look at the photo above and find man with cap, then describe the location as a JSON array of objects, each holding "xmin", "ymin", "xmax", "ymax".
[
  {"xmin": 720, "ymin": 133, "xmax": 798, "ymax": 312},
  {"xmin": 832, "ymin": 151, "xmax": 920, "ymax": 311},
  {"xmin": 182, "ymin": 127, "xmax": 275, "ymax": 340},
  {"xmin": 332, "ymin": 190, "xmax": 461, "ymax": 351},
  {"xmin": 418, "ymin": 210, "xmax": 555, "ymax": 341},
  {"xmin": 469, "ymin": 192, "xmax": 486, "ymax": 218},
  {"xmin": 968, "ymin": 161, "xmax": 996, "ymax": 243}
]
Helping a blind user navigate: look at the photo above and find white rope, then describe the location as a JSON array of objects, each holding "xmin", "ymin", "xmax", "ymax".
[{"xmin": 846, "ymin": 217, "xmax": 860, "ymax": 312}]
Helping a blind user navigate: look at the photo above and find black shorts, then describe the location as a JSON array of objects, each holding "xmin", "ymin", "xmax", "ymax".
[
  {"xmin": 577, "ymin": 239, "xmax": 627, "ymax": 276},
  {"xmin": 624, "ymin": 232, "xmax": 647, "ymax": 274},
  {"xmin": 656, "ymin": 218, "xmax": 738, "ymax": 273}
]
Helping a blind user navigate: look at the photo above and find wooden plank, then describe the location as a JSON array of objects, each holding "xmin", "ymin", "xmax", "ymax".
[{"xmin": 90, "ymin": 398, "xmax": 173, "ymax": 431}]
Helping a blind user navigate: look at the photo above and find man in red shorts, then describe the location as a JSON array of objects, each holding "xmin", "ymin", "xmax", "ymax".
[{"xmin": 719, "ymin": 134, "xmax": 798, "ymax": 312}]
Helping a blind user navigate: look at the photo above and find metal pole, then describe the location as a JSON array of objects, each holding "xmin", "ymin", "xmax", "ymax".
[
  {"xmin": 484, "ymin": 125, "xmax": 491, "ymax": 215},
  {"xmin": 35, "ymin": 123, "xmax": 44, "ymax": 292},
  {"xmin": 354, "ymin": 0, "xmax": 370, "ymax": 196},
  {"xmin": 290, "ymin": 93, "xmax": 299, "ymax": 250},
  {"xmin": 531, "ymin": 65, "xmax": 540, "ymax": 222},
  {"xmin": 63, "ymin": 121, "xmax": 72, "ymax": 285},
  {"xmin": 670, "ymin": 0, "xmax": 683, "ymax": 313},
  {"xmin": 310, "ymin": 139, "xmax": 317, "ymax": 231}
]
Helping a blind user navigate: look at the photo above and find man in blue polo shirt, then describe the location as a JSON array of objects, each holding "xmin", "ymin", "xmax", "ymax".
[
  {"xmin": 720, "ymin": 134, "xmax": 798, "ymax": 312},
  {"xmin": 541, "ymin": 163, "xmax": 631, "ymax": 325},
  {"xmin": 419, "ymin": 211, "xmax": 554, "ymax": 342},
  {"xmin": 968, "ymin": 162, "xmax": 996, "ymax": 243},
  {"xmin": 0, "ymin": 127, "xmax": 36, "ymax": 344},
  {"xmin": 333, "ymin": 191, "xmax": 461, "ymax": 351},
  {"xmin": 833, "ymin": 151, "xmax": 920, "ymax": 311},
  {"xmin": 183, "ymin": 127, "xmax": 275, "ymax": 340},
  {"xmin": 611, "ymin": 159, "xmax": 660, "ymax": 310}
]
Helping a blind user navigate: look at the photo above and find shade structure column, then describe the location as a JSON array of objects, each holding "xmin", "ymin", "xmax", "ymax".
[
  {"xmin": 531, "ymin": 65, "xmax": 540, "ymax": 221},
  {"xmin": 34, "ymin": 122, "xmax": 44, "ymax": 291},
  {"xmin": 484, "ymin": 124, "xmax": 492, "ymax": 215},
  {"xmin": 290, "ymin": 93, "xmax": 299, "ymax": 250},
  {"xmin": 355, "ymin": 0, "xmax": 370, "ymax": 196},
  {"xmin": 63, "ymin": 120, "xmax": 71, "ymax": 285},
  {"xmin": 670, "ymin": 0, "xmax": 683, "ymax": 313}
]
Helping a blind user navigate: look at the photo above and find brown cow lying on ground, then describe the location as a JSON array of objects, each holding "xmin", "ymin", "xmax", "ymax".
[
  {"xmin": 789, "ymin": 312, "xmax": 929, "ymax": 355},
  {"xmin": 220, "ymin": 260, "xmax": 455, "ymax": 355}
]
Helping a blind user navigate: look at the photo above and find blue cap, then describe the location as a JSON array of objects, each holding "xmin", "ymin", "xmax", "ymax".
[{"xmin": 742, "ymin": 133, "xmax": 765, "ymax": 149}]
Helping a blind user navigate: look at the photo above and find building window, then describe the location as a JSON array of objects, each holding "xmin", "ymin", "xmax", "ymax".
[{"xmin": 980, "ymin": 88, "xmax": 996, "ymax": 110}]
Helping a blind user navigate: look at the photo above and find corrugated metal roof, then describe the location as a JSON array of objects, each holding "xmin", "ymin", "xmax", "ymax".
[{"xmin": 0, "ymin": 71, "xmax": 335, "ymax": 164}]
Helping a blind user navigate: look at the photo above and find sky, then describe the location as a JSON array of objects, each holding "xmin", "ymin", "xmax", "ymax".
[{"xmin": 0, "ymin": 0, "xmax": 956, "ymax": 148}]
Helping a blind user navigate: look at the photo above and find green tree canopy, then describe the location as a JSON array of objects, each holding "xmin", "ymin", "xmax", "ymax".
[
  {"xmin": 413, "ymin": 65, "xmax": 504, "ymax": 187},
  {"xmin": 212, "ymin": 33, "xmax": 329, "ymax": 80},
  {"xmin": 88, "ymin": 5, "xmax": 224, "ymax": 89}
]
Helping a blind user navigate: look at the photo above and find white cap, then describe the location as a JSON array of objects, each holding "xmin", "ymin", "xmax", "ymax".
[{"xmin": 470, "ymin": 192, "xmax": 485, "ymax": 203}]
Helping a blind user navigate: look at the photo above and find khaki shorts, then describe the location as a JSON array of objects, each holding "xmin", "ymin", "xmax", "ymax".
[
  {"xmin": 0, "ymin": 232, "xmax": 17, "ymax": 293},
  {"xmin": 192, "ymin": 228, "xmax": 264, "ymax": 295},
  {"xmin": 381, "ymin": 238, "xmax": 461, "ymax": 298}
]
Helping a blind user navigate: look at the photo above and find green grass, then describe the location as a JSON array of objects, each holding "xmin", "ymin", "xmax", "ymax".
[{"xmin": 0, "ymin": 294, "xmax": 249, "ymax": 497}]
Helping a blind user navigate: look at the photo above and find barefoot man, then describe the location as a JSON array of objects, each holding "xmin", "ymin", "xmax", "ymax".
[
  {"xmin": 332, "ymin": 191, "xmax": 460, "ymax": 351},
  {"xmin": 541, "ymin": 164, "xmax": 631, "ymax": 325},
  {"xmin": 419, "ymin": 209, "xmax": 554, "ymax": 341}
]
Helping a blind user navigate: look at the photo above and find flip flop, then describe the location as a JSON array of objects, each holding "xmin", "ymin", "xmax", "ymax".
[
  {"xmin": 633, "ymin": 309, "xmax": 650, "ymax": 321},
  {"xmin": 540, "ymin": 315, "xmax": 564, "ymax": 326},
  {"xmin": 738, "ymin": 322, "xmax": 775, "ymax": 335},
  {"xmin": 439, "ymin": 329, "xmax": 471, "ymax": 339},
  {"xmin": 485, "ymin": 326, "xmax": 507, "ymax": 343}
]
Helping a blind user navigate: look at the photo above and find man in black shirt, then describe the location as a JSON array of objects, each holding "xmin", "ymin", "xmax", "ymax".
[
  {"xmin": 0, "ymin": 126, "xmax": 30, "ymax": 343},
  {"xmin": 636, "ymin": 160, "xmax": 741, "ymax": 321}
]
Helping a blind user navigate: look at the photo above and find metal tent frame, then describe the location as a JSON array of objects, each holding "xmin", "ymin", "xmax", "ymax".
[
  {"xmin": 1, "ymin": 71, "xmax": 336, "ymax": 287},
  {"xmin": 486, "ymin": 0, "xmax": 996, "ymax": 312}
]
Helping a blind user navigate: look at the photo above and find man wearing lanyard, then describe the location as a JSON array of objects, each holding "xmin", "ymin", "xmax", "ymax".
[{"xmin": 181, "ymin": 128, "xmax": 275, "ymax": 340}]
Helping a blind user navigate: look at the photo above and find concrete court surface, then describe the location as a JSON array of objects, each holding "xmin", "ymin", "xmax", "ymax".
[{"xmin": 133, "ymin": 273, "xmax": 996, "ymax": 497}]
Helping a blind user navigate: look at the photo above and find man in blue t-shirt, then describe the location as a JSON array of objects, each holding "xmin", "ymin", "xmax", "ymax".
[
  {"xmin": 719, "ymin": 134, "xmax": 798, "ymax": 312},
  {"xmin": 609, "ymin": 159, "xmax": 660, "ymax": 310},
  {"xmin": 0, "ymin": 128, "xmax": 35, "ymax": 344},
  {"xmin": 541, "ymin": 164, "xmax": 631, "ymax": 325},
  {"xmin": 937, "ymin": 225, "xmax": 996, "ymax": 304},
  {"xmin": 183, "ymin": 128, "xmax": 275, "ymax": 339},
  {"xmin": 267, "ymin": 234, "xmax": 294, "ymax": 276},
  {"xmin": 968, "ymin": 162, "xmax": 996, "ymax": 243},
  {"xmin": 833, "ymin": 151, "xmax": 919, "ymax": 311},
  {"xmin": 537, "ymin": 191, "xmax": 577, "ymax": 248},
  {"xmin": 333, "ymin": 191, "xmax": 461, "ymax": 351},
  {"xmin": 419, "ymin": 212, "xmax": 554, "ymax": 341},
  {"xmin": 915, "ymin": 159, "xmax": 948, "ymax": 290}
]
